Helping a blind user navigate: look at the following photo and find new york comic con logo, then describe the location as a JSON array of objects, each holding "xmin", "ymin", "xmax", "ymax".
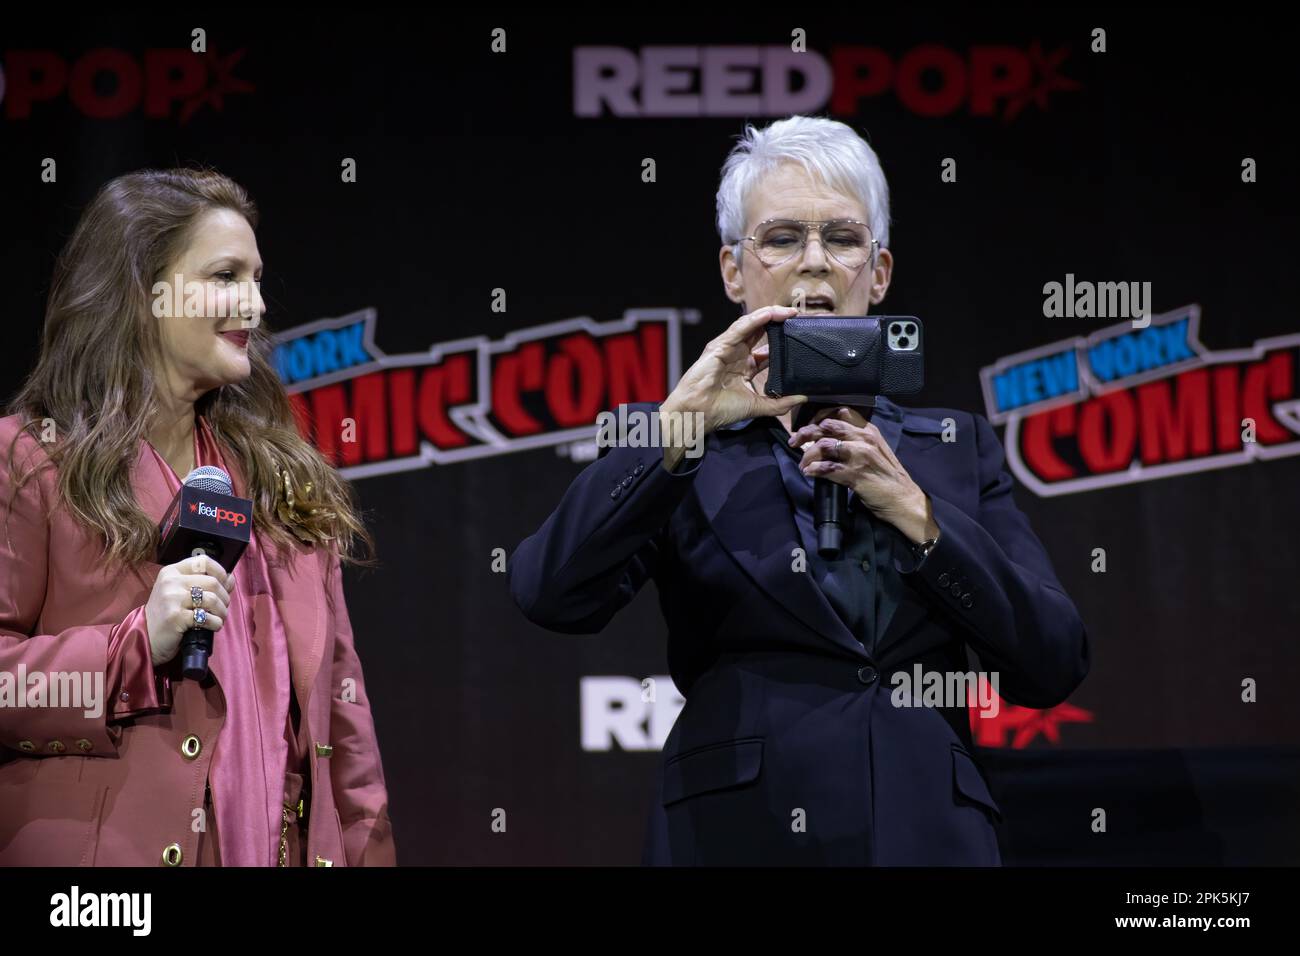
[
  {"xmin": 980, "ymin": 305, "xmax": 1300, "ymax": 496},
  {"xmin": 271, "ymin": 308, "xmax": 692, "ymax": 477}
]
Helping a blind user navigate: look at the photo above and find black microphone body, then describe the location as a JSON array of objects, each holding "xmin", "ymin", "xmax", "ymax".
[
  {"xmin": 156, "ymin": 467, "xmax": 252, "ymax": 682},
  {"xmin": 814, "ymin": 474, "xmax": 848, "ymax": 559},
  {"xmin": 178, "ymin": 540, "xmax": 222, "ymax": 680}
]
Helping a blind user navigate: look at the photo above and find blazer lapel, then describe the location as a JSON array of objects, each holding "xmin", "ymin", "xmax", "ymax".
[
  {"xmin": 127, "ymin": 420, "xmax": 329, "ymax": 710},
  {"xmin": 128, "ymin": 441, "xmax": 180, "ymax": 592},
  {"xmin": 695, "ymin": 426, "xmax": 866, "ymax": 659},
  {"xmin": 130, "ymin": 441, "xmax": 178, "ymax": 526},
  {"xmin": 195, "ymin": 418, "xmax": 329, "ymax": 708},
  {"xmin": 874, "ymin": 407, "xmax": 949, "ymax": 659},
  {"xmin": 264, "ymin": 545, "xmax": 327, "ymax": 709}
]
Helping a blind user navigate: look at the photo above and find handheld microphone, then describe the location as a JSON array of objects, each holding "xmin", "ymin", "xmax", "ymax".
[
  {"xmin": 813, "ymin": 471, "xmax": 848, "ymax": 559},
  {"xmin": 156, "ymin": 466, "xmax": 252, "ymax": 681},
  {"xmin": 796, "ymin": 401, "xmax": 875, "ymax": 560}
]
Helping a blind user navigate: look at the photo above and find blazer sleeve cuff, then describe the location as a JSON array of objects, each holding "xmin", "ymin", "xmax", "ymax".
[
  {"xmin": 106, "ymin": 605, "xmax": 172, "ymax": 720},
  {"xmin": 900, "ymin": 494, "xmax": 986, "ymax": 608}
]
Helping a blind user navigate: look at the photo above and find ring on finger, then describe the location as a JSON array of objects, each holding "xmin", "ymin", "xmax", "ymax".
[
  {"xmin": 191, "ymin": 586, "xmax": 204, "ymax": 608},
  {"xmin": 833, "ymin": 439, "xmax": 843, "ymax": 462},
  {"xmin": 193, "ymin": 608, "xmax": 207, "ymax": 627}
]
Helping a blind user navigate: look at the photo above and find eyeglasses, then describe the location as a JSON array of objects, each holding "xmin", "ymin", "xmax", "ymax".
[{"xmin": 737, "ymin": 218, "xmax": 878, "ymax": 270}]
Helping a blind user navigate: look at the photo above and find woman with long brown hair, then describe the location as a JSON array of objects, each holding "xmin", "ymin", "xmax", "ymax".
[{"xmin": 0, "ymin": 168, "xmax": 394, "ymax": 866}]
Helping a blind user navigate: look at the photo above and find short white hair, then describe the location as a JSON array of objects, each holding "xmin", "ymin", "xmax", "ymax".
[{"xmin": 715, "ymin": 115, "xmax": 891, "ymax": 258}]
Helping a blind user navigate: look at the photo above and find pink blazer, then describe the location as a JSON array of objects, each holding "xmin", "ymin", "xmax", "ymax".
[{"xmin": 0, "ymin": 414, "xmax": 395, "ymax": 866}]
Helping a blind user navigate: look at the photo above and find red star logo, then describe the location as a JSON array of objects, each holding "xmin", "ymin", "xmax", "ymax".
[
  {"xmin": 188, "ymin": 502, "xmax": 198, "ymax": 512},
  {"xmin": 179, "ymin": 47, "xmax": 255, "ymax": 124},
  {"xmin": 1002, "ymin": 41, "xmax": 1082, "ymax": 122},
  {"xmin": 968, "ymin": 682, "xmax": 1093, "ymax": 748}
]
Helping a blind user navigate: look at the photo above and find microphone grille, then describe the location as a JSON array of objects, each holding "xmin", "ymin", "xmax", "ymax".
[{"xmin": 183, "ymin": 465, "xmax": 233, "ymax": 495}]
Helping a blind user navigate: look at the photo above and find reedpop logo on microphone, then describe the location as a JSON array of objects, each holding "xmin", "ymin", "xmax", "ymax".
[{"xmin": 194, "ymin": 501, "xmax": 247, "ymax": 526}]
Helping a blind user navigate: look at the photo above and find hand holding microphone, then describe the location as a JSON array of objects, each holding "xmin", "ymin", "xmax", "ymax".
[
  {"xmin": 153, "ymin": 465, "xmax": 252, "ymax": 679},
  {"xmin": 788, "ymin": 408, "xmax": 939, "ymax": 549},
  {"xmin": 144, "ymin": 554, "xmax": 233, "ymax": 666}
]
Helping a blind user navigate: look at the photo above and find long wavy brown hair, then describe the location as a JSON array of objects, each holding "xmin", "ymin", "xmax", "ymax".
[{"xmin": 4, "ymin": 168, "xmax": 376, "ymax": 571}]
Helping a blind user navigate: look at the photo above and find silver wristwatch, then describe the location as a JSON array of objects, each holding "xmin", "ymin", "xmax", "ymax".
[{"xmin": 910, "ymin": 535, "xmax": 939, "ymax": 564}]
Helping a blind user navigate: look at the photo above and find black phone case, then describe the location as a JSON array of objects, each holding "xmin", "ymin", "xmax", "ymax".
[{"xmin": 765, "ymin": 315, "xmax": 924, "ymax": 401}]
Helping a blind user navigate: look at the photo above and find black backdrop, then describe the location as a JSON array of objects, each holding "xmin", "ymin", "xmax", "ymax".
[{"xmin": 3, "ymin": 9, "xmax": 1298, "ymax": 865}]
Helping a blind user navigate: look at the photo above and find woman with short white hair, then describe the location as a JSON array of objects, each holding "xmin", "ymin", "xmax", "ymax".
[{"xmin": 511, "ymin": 114, "xmax": 1088, "ymax": 866}]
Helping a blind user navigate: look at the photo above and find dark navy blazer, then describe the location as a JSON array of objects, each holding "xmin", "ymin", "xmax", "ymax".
[{"xmin": 509, "ymin": 399, "xmax": 1089, "ymax": 865}]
